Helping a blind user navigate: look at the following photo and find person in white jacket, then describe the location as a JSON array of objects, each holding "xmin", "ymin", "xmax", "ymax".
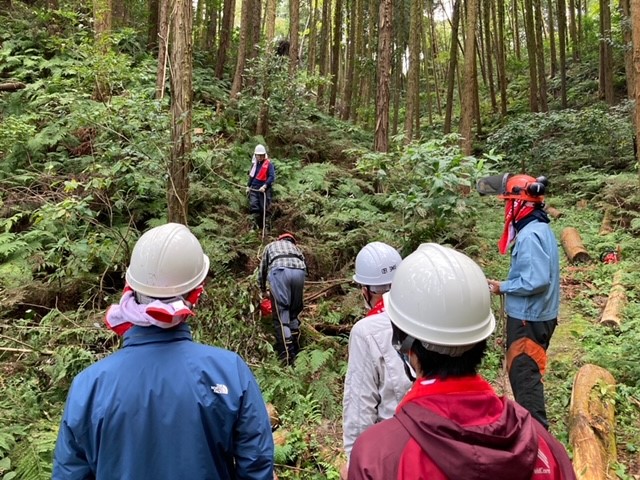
[{"xmin": 342, "ymin": 242, "xmax": 412, "ymax": 468}]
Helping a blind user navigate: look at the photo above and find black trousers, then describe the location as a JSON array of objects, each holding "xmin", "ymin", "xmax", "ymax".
[
  {"xmin": 506, "ymin": 316, "xmax": 557, "ymax": 429},
  {"xmin": 249, "ymin": 189, "xmax": 272, "ymax": 229}
]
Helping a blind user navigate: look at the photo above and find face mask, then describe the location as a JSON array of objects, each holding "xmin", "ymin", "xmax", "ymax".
[{"xmin": 396, "ymin": 350, "xmax": 416, "ymax": 382}]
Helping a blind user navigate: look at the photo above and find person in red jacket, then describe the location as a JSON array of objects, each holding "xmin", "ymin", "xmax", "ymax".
[{"xmin": 348, "ymin": 243, "xmax": 576, "ymax": 480}]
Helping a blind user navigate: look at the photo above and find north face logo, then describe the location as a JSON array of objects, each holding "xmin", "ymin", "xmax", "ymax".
[{"xmin": 211, "ymin": 384, "xmax": 229, "ymax": 394}]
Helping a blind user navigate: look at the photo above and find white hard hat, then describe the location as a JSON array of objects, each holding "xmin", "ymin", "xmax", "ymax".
[
  {"xmin": 254, "ymin": 144, "xmax": 267, "ymax": 155},
  {"xmin": 125, "ymin": 223, "xmax": 210, "ymax": 298},
  {"xmin": 352, "ymin": 242, "xmax": 402, "ymax": 286},
  {"xmin": 383, "ymin": 243, "xmax": 495, "ymax": 348}
]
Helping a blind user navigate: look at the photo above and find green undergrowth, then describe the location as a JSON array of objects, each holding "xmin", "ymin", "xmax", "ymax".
[{"xmin": 1, "ymin": 5, "xmax": 639, "ymax": 479}]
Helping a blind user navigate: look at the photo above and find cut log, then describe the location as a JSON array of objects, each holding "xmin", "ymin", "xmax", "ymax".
[
  {"xmin": 600, "ymin": 271, "xmax": 626, "ymax": 328},
  {"xmin": 266, "ymin": 403, "xmax": 280, "ymax": 429},
  {"xmin": 544, "ymin": 205, "xmax": 563, "ymax": 219},
  {"xmin": 569, "ymin": 364, "xmax": 617, "ymax": 480},
  {"xmin": 561, "ymin": 227, "xmax": 591, "ymax": 263},
  {"xmin": 273, "ymin": 429, "xmax": 289, "ymax": 447},
  {"xmin": 0, "ymin": 81, "xmax": 26, "ymax": 92},
  {"xmin": 599, "ymin": 210, "xmax": 614, "ymax": 235}
]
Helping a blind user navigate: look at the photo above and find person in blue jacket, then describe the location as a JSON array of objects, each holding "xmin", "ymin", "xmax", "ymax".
[
  {"xmin": 247, "ymin": 144, "xmax": 276, "ymax": 230},
  {"xmin": 483, "ymin": 174, "xmax": 560, "ymax": 430},
  {"xmin": 53, "ymin": 223, "xmax": 274, "ymax": 480}
]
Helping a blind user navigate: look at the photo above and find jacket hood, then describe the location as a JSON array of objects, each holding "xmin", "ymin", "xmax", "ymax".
[{"xmin": 396, "ymin": 398, "xmax": 539, "ymax": 480}]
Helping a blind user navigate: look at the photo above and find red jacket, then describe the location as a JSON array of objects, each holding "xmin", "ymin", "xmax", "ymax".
[{"xmin": 348, "ymin": 375, "xmax": 576, "ymax": 480}]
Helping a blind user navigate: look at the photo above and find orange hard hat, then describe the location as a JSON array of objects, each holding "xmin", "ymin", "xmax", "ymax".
[
  {"xmin": 277, "ymin": 233, "xmax": 296, "ymax": 243},
  {"xmin": 498, "ymin": 174, "xmax": 548, "ymax": 203}
]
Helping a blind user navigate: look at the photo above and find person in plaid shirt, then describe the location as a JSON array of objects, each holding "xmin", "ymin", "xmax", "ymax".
[{"xmin": 259, "ymin": 233, "xmax": 307, "ymax": 365}]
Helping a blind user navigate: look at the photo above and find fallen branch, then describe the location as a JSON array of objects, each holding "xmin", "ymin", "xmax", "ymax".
[
  {"xmin": 0, "ymin": 346, "xmax": 54, "ymax": 355},
  {"xmin": 0, "ymin": 81, "xmax": 26, "ymax": 92},
  {"xmin": 310, "ymin": 322, "xmax": 352, "ymax": 336}
]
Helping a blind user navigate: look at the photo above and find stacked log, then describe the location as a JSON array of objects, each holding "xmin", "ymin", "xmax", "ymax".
[
  {"xmin": 569, "ymin": 364, "xmax": 617, "ymax": 480},
  {"xmin": 561, "ymin": 227, "xmax": 591, "ymax": 263}
]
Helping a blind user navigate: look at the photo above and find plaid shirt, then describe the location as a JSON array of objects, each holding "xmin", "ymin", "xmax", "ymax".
[{"xmin": 259, "ymin": 240, "xmax": 307, "ymax": 290}]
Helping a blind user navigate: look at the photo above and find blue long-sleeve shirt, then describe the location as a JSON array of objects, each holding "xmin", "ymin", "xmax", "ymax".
[
  {"xmin": 501, "ymin": 220, "xmax": 560, "ymax": 322},
  {"xmin": 53, "ymin": 324, "xmax": 274, "ymax": 480}
]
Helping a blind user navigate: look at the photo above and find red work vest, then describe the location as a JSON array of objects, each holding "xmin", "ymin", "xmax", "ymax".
[{"xmin": 255, "ymin": 159, "xmax": 271, "ymax": 181}]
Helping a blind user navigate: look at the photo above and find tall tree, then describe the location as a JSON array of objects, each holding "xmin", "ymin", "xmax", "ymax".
[
  {"xmin": 534, "ymin": 0, "xmax": 548, "ymax": 111},
  {"xmin": 215, "ymin": 0, "xmax": 235, "ymax": 79},
  {"xmin": 93, "ymin": 0, "xmax": 112, "ymax": 102},
  {"xmin": 307, "ymin": 0, "xmax": 318, "ymax": 75},
  {"xmin": 341, "ymin": 0, "xmax": 357, "ymax": 119},
  {"xmin": 599, "ymin": 0, "xmax": 614, "ymax": 103},
  {"xmin": 557, "ymin": 0, "xmax": 568, "ymax": 107},
  {"xmin": 444, "ymin": 0, "xmax": 461, "ymax": 133},
  {"xmin": 167, "ymin": 0, "xmax": 194, "ymax": 224},
  {"xmin": 290, "ymin": 0, "xmax": 300, "ymax": 74},
  {"xmin": 483, "ymin": 0, "xmax": 497, "ymax": 112},
  {"xmin": 374, "ymin": 0, "xmax": 393, "ymax": 152},
  {"xmin": 148, "ymin": 0, "xmax": 160, "ymax": 49},
  {"xmin": 155, "ymin": 0, "xmax": 169, "ymax": 98},
  {"xmin": 524, "ymin": 0, "xmax": 539, "ymax": 111},
  {"xmin": 568, "ymin": 0, "xmax": 578, "ymax": 59},
  {"xmin": 632, "ymin": 0, "xmax": 640, "ymax": 181},
  {"xmin": 621, "ymin": 0, "xmax": 635, "ymax": 98},
  {"xmin": 230, "ymin": 0, "xmax": 252, "ymax": 98},
  {"xmin": 548, "ymin": 0, "xmax": 557, "ymax": 77},
  {"xmin": 329, "ymin": 0, "xmax": 343, "ymax": 114},
  {"xmin": 494, "ymin": 0, "xmax": 508, "ymax": 114},
  {"xmin": 316, "ymin": 0, "xmax": 330, "ymax": 108},
  {"xmin": 512, "ymin": 0, "xmax": 521, "ymax": 58},
  {"xmin": 265, "ymin": 0, "xmax": 276, "ymax": 41},
  {"xmin": 460, "ymin": 0, "xmax": 480, "ymax": 154},
  {"xmin": 404, "ymin": 0, "xmax": 421, "ymax": 142}
]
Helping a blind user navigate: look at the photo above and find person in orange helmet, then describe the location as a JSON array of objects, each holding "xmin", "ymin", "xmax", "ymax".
[{"xmin": 477, "ymin": 173, "xmax": 560, "ymax": 429}]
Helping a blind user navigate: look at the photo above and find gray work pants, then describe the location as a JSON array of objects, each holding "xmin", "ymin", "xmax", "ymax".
[{"xmin": 268, "ymin": 267, "xmax": 305, "ymax": 365}]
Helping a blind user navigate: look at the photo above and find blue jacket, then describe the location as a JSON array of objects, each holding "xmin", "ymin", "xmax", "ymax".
[
  {"xmin": 53, "ymin": 324, "xmax": 274, "ymax": 480},
  {"xmin": 248, "ymin": 160, "xmax": 276, "ymax": 190},
  {"xmin": 501, "ymin": 220, "xmax": 560, "ymax": 322}
]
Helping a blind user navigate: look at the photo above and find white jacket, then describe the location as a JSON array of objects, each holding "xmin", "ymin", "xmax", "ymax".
[{"xmin": 342, "ymin": 308, "xmax": 412, "ymax": 457}]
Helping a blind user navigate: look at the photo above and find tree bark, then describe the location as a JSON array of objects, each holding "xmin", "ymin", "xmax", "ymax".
[
  {"xmin": 599, "ymin": 0, "xmax": 615, "ymax": 104},
  {"xmin": 548, "ymin": 0, "xmax": 557, "ymax": 78},
  {"xmin": 621, "ymin": 0, "xmax": 635, "ymax": 98},
  {"xmin": 513, "ymin": 0, "xmax": 521, "ymax": 58},
  {"xmin": 155, "ymin": 0, "xmax": 169, "ymax": 99},
  {"xmin": 148, "ymin": 0, "xmax": 160, "ymax": 50},
  {"xmin": 329, "ymin": 0, "xmax": 342, "ymax": 114},
  {"xmin": 265, "ymin": 0, "xmax": 276, "ymax": 41},
  {"xmin": 167, "ymin": 0, "xmax": 193, "ymax": 225},
  {"xmin": 317, "ymin": 0, "xmax": 330, "ymax": 109},
  {"xmin": 290, "ymin": 0, "xmax": 300, "ymax": 75},
  {"xmin": 215, "ymin": 0, "xmax": 235, "ymax": 79},
  {"xmin": 373, "ymin": 0, "xmax": 392, "ymax": 153},
  {"xmin": 568, "ymin": 0, "xmax": 579, "ymax": 60},
  {"xmin": 460, "ymin": 0, "xmax": 479, "ymax": 154},
  {"xmin": 494, "ymin": 0, "xmax": 508, "ymax": 115},
  {"xmin": 483, "ymin": 0, "xmax": 497, "ymax": 112},
  {"xmin": 93, "ymin": 0, "xmax": 112, "ymax": 102},
  {"xmin": 524, "ymin": 0, "xmax": 539, "ymax": 111},
  {"xmin": 569, "ymin": 364, "xmax": 617, "ymax": 480},
  {"xmin": 230, "ymin": 0, "xmax": 251, "ymax": 98},
  {"xmin": 308, "ymin": 0, "xmax": 318, "ymax": 75},
  {"xmin": 633, "ymin": 0, "xmax": 640, "ymax": 184},
  {"xmin": 444, "ymin": 0, "xmax": 461, "ymax": 133},
  {"xmin": 557, "ymin": 0, "xmax": 568, "ymax": 107},
  {"xmin": 534, "ymin": 0, "xmax": 547, "ymax": 111},
  {"xmin": 404, "ymin": 0, "xmax": 421, "ymax": 142},
  {"xmin": 341, "ymin": 0, "xmax": 356, "ymax": 119}
]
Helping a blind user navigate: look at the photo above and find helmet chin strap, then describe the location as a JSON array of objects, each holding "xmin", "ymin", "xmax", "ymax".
[
  {"xmin": 397, "ymin": 335, "xmax": 417, "ymax": 382},
  {"xmin": 363, "ymin": 286, "xmax": 374, "ymax": 309}
]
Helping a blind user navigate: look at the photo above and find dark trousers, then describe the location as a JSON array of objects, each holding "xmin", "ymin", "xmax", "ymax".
[
  {"xmin": 249, "ymin": 189, "xmax": 271, "ymax": 229},
  {"xmin": 506, "ymin": 316, "xmax": 557, "ymax": 429},
  {"xmin": 268, "ymin": 267, "xmax": 305, "ymax": 366}
]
